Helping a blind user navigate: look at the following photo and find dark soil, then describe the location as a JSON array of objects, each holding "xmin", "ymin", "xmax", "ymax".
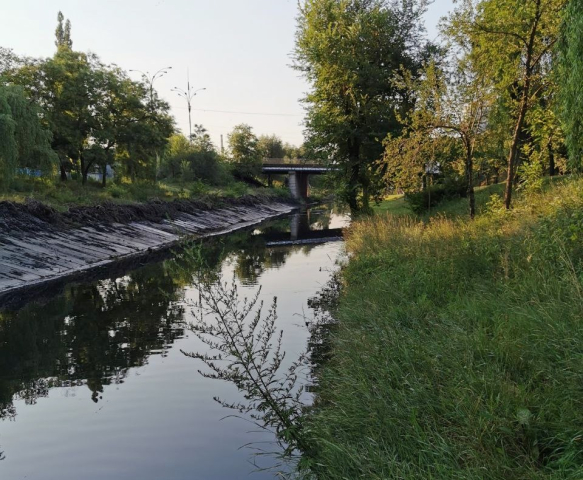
[{"xmin": 0, "ymin": 194, "xmax": 294, "ymax": 234}]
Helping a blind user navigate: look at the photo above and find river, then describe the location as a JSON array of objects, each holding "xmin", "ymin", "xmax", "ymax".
[{"xmin": 0, "ymin": 205, "xmax": 349, "ymax": 480}]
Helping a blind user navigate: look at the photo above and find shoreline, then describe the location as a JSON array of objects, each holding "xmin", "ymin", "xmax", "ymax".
[{"xmin": 0, "ymin": 195, "xmax": 297, "ymax": 309}]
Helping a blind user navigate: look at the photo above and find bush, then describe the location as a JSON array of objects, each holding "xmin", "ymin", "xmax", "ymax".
[{"xmin": 404, "ymin": 178, "xmax": 467, "ymax": 214}]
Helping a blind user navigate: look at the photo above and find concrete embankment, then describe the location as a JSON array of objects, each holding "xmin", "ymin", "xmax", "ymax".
[{"xmin": 0, "ymin": 195, "xmax": 296, "ymax": 304}]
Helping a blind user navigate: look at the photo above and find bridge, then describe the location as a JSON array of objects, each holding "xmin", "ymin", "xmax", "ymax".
[{"xmin": 261, "ymin": 159, "xmax": 335, "ymax": 200}]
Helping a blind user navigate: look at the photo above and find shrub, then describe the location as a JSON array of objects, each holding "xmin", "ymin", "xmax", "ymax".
[{"xmin": 404, "ymin": 178, "xmax": 467, "ymax": 214}]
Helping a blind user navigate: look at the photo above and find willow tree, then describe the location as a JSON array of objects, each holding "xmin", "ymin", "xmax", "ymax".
[
  {"xmin": 294, "ymin": 0, "xmax": 431, "ymax": 211},
  {"xmin": 558, "ymin": 0, "xmax": 583, "ymax": 170},
  {"xmin": 0, "ymin": 85, "xmax": 57, "ymax": 188}
]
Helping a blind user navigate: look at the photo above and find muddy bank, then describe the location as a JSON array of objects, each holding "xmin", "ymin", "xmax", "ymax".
[
  {"xmin": 0, "ymin": 195, "xmax": 297, "ymax": 305},
  {"xmin": 0, "ymin": 194, "xmax": 289, "ymax": 233}
]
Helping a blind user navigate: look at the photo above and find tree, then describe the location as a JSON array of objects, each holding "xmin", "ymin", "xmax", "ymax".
[
  {"xmin": 294, "ymin": 0, "xmax": 432, "ymax": 211},
  {"xmin": 9, "ymin": 12, "xmax": 173, "ymax": 185},
  {"xmin": 384, "ymin": 61, "xmax": 492, "ymax": 218},
  {"xmin": 257, "ymin": 134, "xmax": 285, "ymax": 159},
  {"xmin": 558, "ymin": 0, "xmax": 583, "ymax": 170},
  {"xmin": 0, "ymin": 48, "xmax": 20, "ymax": 77},
  {"xmin": 227, "ymin": 124, "xmax": 263, "ymax": 179},
  {"xmin": 450, "ymin": 0, "xmax": 567, "ymax": 208},
  {"xmin": 0, "ymin": 85, "xmax": 57, "ymax": 188},
  {"xmin": 54, "ymin": 11, "xmax": 72, "ymax": 50}
]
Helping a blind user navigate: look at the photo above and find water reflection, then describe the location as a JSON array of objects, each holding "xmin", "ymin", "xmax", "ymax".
[
  {"xmin": 0, "ymin": 263, "xmax": 186, "ymax": 419},
  {"xmin": 0, "ymin": 205, "xmax": 347, "ymax": 423}
]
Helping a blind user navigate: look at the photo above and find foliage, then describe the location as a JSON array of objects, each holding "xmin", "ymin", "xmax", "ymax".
[
  {"xmin": 305, "ymin": 176, "xmax": 583, "ymax": 478},
  {"xmin": 294, "ymin": 0, "xmax": 433, "ymax": 211},
  {"xmin": 558, "ymin": 0, "xmax": 583, "ymax": 170},
  {"xmin": 449, "ymin": 0, "xmax": 567, "ymax": 209},
  {"xmin": 0, "ymin": 84, "xmax": 57, "ymax": 188},
  {"xmin": 161, "ymin": 130, "xmax": 231, "ymax": 185},
  {"xmin": 257, "ymin": 134, "xmax": 285, "ymax": 159},
  {"xmin": 404, "ymin": 177, "xmax": 468, "ymax": 214},
  {"xmin": 383, "ymin": 58, "xmax": 493, "ymax": 217},
  {"xmin": 6, "ymin": 12, "xmax": 173, "ymax": 186},
  {"xmin": 227, "ymin": 124, "xmax": 263, "ymax": 179}
]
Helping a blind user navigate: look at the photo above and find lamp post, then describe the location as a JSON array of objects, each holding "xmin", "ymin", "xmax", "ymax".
[
  {"xmin": 172, "ymin": 71, "xmax": 205, "ymax": 143},
  {"xmin": 129, "ymin": 66, "xmax": 172, "ymax": 107},
  {"xmin": 129, "ymin": 66, "xmax": 171, "ymax": 183}
]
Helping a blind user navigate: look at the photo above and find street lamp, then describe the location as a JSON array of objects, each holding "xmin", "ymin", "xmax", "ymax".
[
  {"xmin": 172, "ymin": 71, "xmax": 205, "ymax": 143},
  {"xmin": 129, "ymin": 66, "xmax": 172, "ymax": 106},
  {"xmin": 129, "ymin": 66, "xmax": 171, "ymax": 183}
]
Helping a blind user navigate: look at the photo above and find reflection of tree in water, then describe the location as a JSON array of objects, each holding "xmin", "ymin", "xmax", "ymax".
[{"xmin": 0, "ymin": 262, "xmax": 186, "ymax": 417}]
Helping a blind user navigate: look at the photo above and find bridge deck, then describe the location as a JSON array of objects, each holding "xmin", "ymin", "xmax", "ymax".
[{"xmin": 261, "ymin": 163, "xmax": 333, "ymax": 174}]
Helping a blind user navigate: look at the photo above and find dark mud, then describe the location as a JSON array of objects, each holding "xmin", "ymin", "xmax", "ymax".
[{"xmin": 0, "ymin": 194, "xmax": 292, "ymax": 234}]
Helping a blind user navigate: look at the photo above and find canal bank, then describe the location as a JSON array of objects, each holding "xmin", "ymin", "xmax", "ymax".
[{"xmin": 0, "ymin": 193, "xmax": 297, "ymax": 305}]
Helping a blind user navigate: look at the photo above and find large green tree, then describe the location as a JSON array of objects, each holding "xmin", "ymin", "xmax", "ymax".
[
  {"xmin": 384, "ymin": 60, "xmax": 493, "ymax": 218},
  {"xmin": 294, "ymin": 0, "xmax": 431, "ymax": 211},
  {"xmin": 258, "ymin": 134, "xmax": 285, "ymax": 159},
  {"xmin": 0, "ymin": 84, "xmax": 57, "ymax": 188},
  {"xmin": 9, "ymin": 12, "xmax": 173, "ymax": 184},
  {"xmin": 227, "ymin": 124, "xmax": 263, "ymax": 179}
]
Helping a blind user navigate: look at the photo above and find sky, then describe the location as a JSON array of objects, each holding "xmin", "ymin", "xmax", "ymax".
[{"xmin": 0, "ymin": 0, "xmax": 454, "ymax": 150}]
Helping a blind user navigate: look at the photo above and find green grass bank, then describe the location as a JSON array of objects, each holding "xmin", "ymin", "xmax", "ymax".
[
  {"xmin": 306, "ymin": 178, "xmax": 583, "ymax": 479},
  {"xmin": 0, "ymin": 176, "xmax": 274, "ymax": 210}
]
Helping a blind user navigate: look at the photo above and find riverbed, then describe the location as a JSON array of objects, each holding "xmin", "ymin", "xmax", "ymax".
[{"xmin": 0, "ymin": 206, "xmax": 349, "ymax": 480}]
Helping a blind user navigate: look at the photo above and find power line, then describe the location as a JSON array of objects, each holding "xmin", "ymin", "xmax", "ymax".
[{"xmin": 188, "ymin": 107, "xmax": 304, "ymax": 117}]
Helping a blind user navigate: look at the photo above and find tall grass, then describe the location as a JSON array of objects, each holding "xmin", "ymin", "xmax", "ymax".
[{"xmin": 305, "ymin": 177, "xmax": 583, "ymax": 479}]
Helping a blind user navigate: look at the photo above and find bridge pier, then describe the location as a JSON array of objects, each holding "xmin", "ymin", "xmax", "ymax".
[{"xmin": 288, "ymin": 171, "xmax": 309, "ymax": 201}]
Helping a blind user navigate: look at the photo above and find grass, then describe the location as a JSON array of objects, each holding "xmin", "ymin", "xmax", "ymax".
[
  {"xmin": 373, "ymin": 182, "xmax": 508, "ymax": 218},
  {"xmin": 0, "ymin": 176, "xmax": 288, "ymax": 210},
  {"xmin": 305, "ymin": 177, "xmax": 583, "ymax": 479}
]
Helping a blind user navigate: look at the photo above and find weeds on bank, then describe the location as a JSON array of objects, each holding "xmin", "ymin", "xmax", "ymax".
[
  {"xmin": 0, "ymin": 176, "xmax": 289, "ymax": 209},
  {"xmin": 305, "ymin": 177, "xmax": 583, "ymax": 479},
  {"xmin": 168, "ymin": 243, "xmax": 309, "ymax": 473}
]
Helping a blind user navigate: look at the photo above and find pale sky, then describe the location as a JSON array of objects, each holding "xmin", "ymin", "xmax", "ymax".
[{"xmin": 1, "ymin": 0, "xmax": 454, "ymax": 149}]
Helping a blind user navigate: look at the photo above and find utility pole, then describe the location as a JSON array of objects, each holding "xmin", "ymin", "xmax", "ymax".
[{"xmin": 172, "ymin": 69, "xmax": 206, "ymax": 143}]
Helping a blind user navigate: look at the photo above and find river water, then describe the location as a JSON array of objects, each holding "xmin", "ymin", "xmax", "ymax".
[{"xmin": 0, "ymin": 206, "xmax": 349, "ymax": 480}]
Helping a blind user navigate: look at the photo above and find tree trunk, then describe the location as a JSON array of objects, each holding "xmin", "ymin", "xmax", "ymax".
[
  {"xmin": 548, "ymin": 141, "xmax": 556, "ymax": 176},
  {"xmin": 347, "ymin": 140, "xmax": 360, "ymax": 212},
  {"xmin": 362, "ymin": 182, "xmax": 370, "ymax": 211},
  {"xmin": 60, "ymin": 163, "xmax": 67, "ymax": 181},
  {"xmin": 504, "ymin": 94, "xmax": 529, "ymax": 209},
  {"xmin": 466, "ymin": 147, "xmax": 475, "ymax": 219},
  {"xmin": 102, "ymin": 164, "xmax": 107, "ymax": 187},
  {"xmin": 81, "ymin": 154, "xmax": 88, "ymax": 185}
]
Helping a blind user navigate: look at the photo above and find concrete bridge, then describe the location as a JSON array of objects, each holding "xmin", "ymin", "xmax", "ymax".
[{"xmin": 261, "ymin": 159, "xmax": 334, "ymax": 200}]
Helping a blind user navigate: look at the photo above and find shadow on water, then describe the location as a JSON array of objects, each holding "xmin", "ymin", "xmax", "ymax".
[{"xmin": 0, "ymin": 205, "xmax": 348, "ymax": 472}]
